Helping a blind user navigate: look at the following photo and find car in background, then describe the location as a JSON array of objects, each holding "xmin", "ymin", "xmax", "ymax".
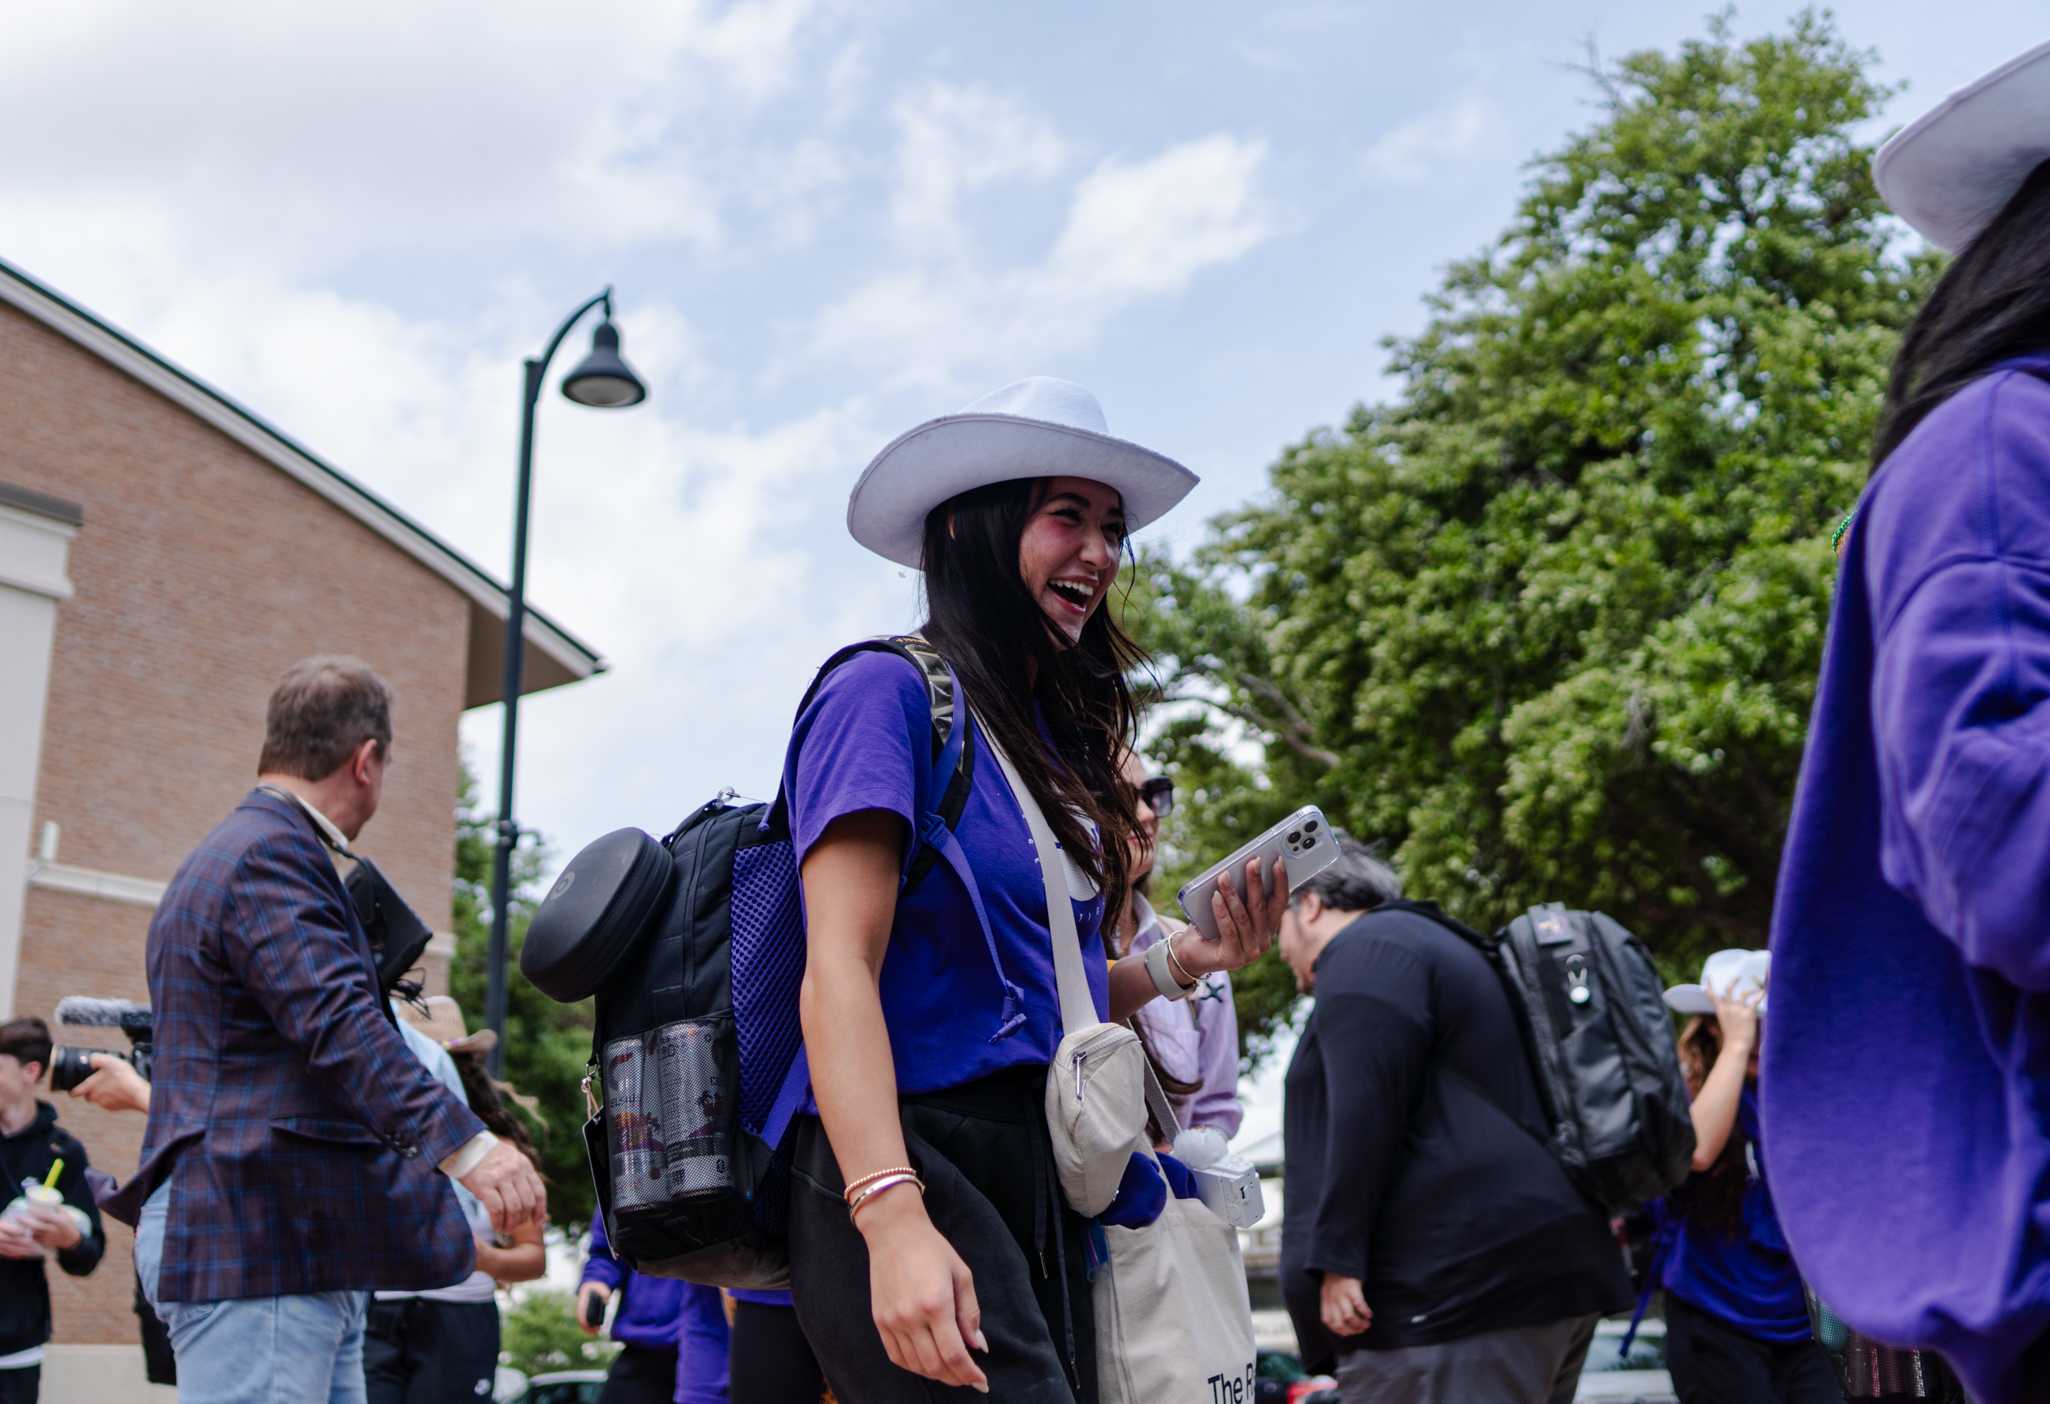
[{"xmin": 510, "ymin": 1368, "xmax": 608, "ymax": 1404}]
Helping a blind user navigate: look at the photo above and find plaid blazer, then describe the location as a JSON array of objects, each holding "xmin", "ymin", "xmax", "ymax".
[{"xmin": 106, "ymin": 789, "xmax": 486, "ymax": 1302}]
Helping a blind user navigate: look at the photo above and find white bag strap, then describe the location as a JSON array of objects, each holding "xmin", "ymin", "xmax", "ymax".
[{"xmin": 976, "ymin": 712, "xmax": 1184, "ymax": 1145}]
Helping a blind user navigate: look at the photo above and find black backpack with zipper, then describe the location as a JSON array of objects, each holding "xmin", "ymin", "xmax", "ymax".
[
  {"xmin": 518, "ymin": 636, "xmax": 979, "ymax": 1285},
  {"xmin": 1462, "ymin": 904, "xmax": 1695, "ymax": 1215}
]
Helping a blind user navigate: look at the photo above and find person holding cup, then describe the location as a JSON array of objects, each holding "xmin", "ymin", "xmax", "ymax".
[{"xmin": 0, "ymin": 1016, "xmax": 105, "ymax": 1404}]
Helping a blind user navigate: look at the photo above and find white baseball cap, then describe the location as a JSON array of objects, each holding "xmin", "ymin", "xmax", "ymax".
[{"xmin": 1663, "ymin": 948, "xmax": 1770, "ymax": 1017}]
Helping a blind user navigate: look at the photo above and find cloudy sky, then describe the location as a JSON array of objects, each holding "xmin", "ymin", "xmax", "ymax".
[{"xmin": 5, "ymin": 1, "xmax": 2044, "ymax": 1140}]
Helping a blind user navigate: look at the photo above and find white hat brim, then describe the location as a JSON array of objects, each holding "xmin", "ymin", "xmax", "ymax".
[
  {"xmin": 847, "ymin": 413, "xmax": 1199, "ymax": 568},
  {"xmin": 1663, "ymin": 983, "xmax": 1715, "ymax": 1016},
  {"xmin": 1874, "ymin": 39, "xmax": 2050, "ymax": 253}
]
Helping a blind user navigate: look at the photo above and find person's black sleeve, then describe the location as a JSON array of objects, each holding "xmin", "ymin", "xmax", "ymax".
[
  {"xmin": 52, "ymin": 1129, "xmax": 105, "ymax": 1277},
  {"xmin": 1301, "ymin": 936, "xmax": 1433, "ymax": 1283}
]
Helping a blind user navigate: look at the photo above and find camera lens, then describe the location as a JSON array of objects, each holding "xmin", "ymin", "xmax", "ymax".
[
  {"xmin": 1287, "ymin": 831, "xmax": 1301, "ymax": 844},
  {"xmin": 1304, "ymin": 818, "xmax": 1320, "ymax": 832},
  {"xmin": 48, "ymin": 1045, "xmax": 99, "ymax": 1095}
]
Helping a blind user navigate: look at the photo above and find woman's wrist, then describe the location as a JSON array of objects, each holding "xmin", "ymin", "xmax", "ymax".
[{"xmin": 852, "ymin": 1180, "xmax": 930, "ymax": 1240}]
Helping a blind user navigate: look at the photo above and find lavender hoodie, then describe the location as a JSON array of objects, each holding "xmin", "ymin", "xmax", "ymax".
[
  {"xmin": 1766, "ymin": 354, "xmax": 2050, "ymax": 1403},
  {"xmin": 1128, "ymin": 898, "xmax": 1243, "ymax": 1138}
]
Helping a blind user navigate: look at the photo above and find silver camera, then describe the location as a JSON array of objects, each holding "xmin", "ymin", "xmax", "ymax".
[{"xmin": 1191, "ymin": 1160, "xmax": 1265, "ymax": 1229}]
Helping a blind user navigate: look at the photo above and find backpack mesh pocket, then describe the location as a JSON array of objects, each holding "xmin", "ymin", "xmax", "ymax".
[{"xmin": 603, "ymin": 1017, "xmax": 735, "ymax": 1211}]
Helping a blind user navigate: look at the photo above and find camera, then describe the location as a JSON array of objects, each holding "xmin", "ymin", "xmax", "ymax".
[{"xmin": 49, "ymin": 996, "xmax": 154, "ymax": 1094}]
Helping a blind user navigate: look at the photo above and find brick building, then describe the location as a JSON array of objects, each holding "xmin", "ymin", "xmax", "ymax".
[{"xmin": 0, "ymin": 256, "xmax": 604, "ymax": 1395}]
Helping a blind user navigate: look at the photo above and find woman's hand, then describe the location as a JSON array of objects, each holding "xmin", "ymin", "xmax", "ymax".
[
  {"xmin": 1712, "ymin": 987, "xmax": 1762, "ymax": 1055},
  {"xmin": 858, "ymin": 1189, "xmax": 988, "ymax": 1393},
  {"xmin": 1176, "ymin": 856, "xmax": 1287, "ymax": 979},
  {"xmin": 575, "ymin": 1281, "xmax": 611, "ymax": 1337}
]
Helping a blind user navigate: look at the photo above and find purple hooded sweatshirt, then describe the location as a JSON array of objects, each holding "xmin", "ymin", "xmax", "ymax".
[{"xmin": 1766, "ymin": 354, "xmax": 2050, "ymax": 1404}]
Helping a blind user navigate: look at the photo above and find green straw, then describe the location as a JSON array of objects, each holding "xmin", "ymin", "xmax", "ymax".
[{"xmin": 41, "ymin": 1159, "xmax": 62, "ymax": 1191}]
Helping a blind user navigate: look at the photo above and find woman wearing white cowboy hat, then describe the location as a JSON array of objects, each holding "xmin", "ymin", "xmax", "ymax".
[
  {"xmin": 1649, "ymin": 953, "xmax": 1844, "ymax": 1404},
  {"xmin": 1766, "ymin": 35, "xmax": 2050, "ymax": 1404},
  {"xmin": 778, "ymin": 377, "xmax": 1285, "ymax": 1401}
]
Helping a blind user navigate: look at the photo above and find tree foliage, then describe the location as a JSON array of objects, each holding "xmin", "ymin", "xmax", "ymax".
[
  {"xmin": 1125, "ymin": 11, "xmax": 1939, "ymax": 1056},
  {"xmin": 448, "ymin": 762, "xmax": 599, "ymax": 1229},
  {"xmin": 500, "ymin": 1288, "xmax": 620, "ymax": 1378}
]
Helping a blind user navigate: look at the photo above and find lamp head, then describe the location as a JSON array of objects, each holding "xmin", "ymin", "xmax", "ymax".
[{"xmin": 561, "ymin": 319, "xmax": 647, "ymax": 408}]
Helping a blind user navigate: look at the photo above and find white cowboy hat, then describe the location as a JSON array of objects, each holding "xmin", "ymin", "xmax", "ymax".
[
  {"xmin": 1663, "ymin": 948, "xmax": 1770, "ymax": 1017},
  {"xmin": 1874, "ymin": 38, "xmax": 2050, "ymax": 253},
  {"xmin": 846, "ymin": 376, "xmax": 1200, "ymax": 568}
]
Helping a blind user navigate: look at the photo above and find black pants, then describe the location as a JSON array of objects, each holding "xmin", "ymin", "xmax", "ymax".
[
  {"xmin": 363, "ymin": 1297, "xmax": 500, "ymax": 1404},
  {"xmin": 0, "ymin": 1366, "xmax": 35, "ymax": 1404},
  {"xmin": 1667, "ymin": 1295, "xmax": 1846, "ymax": 1404},
  {"xmin": 731, "ymin": 1298, "xmax": 824, "ymax": 1403},
  {"xmin": 788, "ymin": 1066, "xmax": 1097, "ymax": 1403},
  {"xmin": 600, "ymin": 1343, "xmax": 681, "ymax": 1404}
]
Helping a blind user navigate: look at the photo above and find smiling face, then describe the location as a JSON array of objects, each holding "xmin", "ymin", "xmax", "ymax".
[{"xmin": 1017, "ymin": 476, "xmax": 1126, "ymax": 645}]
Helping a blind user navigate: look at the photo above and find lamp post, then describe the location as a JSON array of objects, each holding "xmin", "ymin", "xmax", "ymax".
[{"xmin": 487, "ymin": 288, "xmax": 647, "ymax": 1075}]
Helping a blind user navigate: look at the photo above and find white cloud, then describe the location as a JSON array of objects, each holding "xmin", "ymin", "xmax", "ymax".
[
  {"xmin": 1359, "ymin": 91, "xmax": 1502, "ymax": 186},
  {"xmin": 0, "ymin": 0, "xmax": 845, "ymax": 272},
  {"xmin": 888, "ymin": 82, "xmax": 1069, "ymax": 254},
  {"xmin": 809, "ymin": 133, "xmax": 1275, "ymax": 389}
]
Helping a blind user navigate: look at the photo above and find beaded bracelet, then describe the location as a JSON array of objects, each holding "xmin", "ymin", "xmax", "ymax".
[
  {"xmin": 841, "ymin": 1165, "xmax": 917, "ymax": 1205},
  {"xmin": 847, "ymin": 1172, "xmax": 925, "ymax": 1223}
]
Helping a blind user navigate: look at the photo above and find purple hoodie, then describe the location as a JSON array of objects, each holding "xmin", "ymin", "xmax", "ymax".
[{"xmin": 1766, "ymin": 354, "xmax": 2050, "ymax": 1403}]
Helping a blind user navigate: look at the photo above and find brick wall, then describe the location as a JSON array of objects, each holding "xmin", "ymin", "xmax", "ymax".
[{"xmin": 1, "ymin": 299, "xmax": 475, "ymax": 1345}]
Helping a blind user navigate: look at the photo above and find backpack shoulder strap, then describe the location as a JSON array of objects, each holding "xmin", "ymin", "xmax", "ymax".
[
  {"xmin": 887, "ymin": 635, "xmax": 976, "ymax": 890},
  {"xmin": 771, "ymin": 636, "xmax": 974, "ymax": 889}
]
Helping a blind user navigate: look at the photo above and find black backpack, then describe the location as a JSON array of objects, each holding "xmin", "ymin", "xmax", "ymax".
[
  {"xmin": 520, "ymin": 636, "xmax": 988, "ymax": 1285},
  {"xmin": 1466, "ymin": 904, "xmax": 1696, "ymax": 1215}
]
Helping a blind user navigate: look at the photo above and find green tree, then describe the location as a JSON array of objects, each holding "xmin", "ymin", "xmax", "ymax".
[
  {"xmin": 1127, "ymin": 10, "xmax": 1939, "ymax": 1056},
  {"xmin": 499, "ymin": 1288, "xmax": 619, "ymax": 1378},
  {"xmin": 448, "ymin": 761, "xmax": 599, "ymax": 1228}
]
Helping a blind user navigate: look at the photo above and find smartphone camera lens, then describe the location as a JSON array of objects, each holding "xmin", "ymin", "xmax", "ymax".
[
  {"xmin": 1287, "ymin": 831, "xmax": 1301, "ymax": 844},
  {"xmin": 1305, "ymin": 819, "xmax": 1320, "ymax": 832}
]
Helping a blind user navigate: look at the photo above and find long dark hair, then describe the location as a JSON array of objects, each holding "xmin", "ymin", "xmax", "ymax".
[
  {"xmin": 451, "ymin": 1051, "xmax": 545, "ymax": 1174},
  {"xmin": 1873, "ymin": 158, "xmax": 2050, "ymax": 470},
  {"xmin": 919, "ymin": 477, "xmax": 1145, "ymax": 930},
  {"xmin": 1668, "ymin": 1016, "xmax": 1747, "ymax": 1238}
]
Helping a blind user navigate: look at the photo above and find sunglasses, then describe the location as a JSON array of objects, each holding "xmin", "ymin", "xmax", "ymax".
[{"xmin": 1137, "ymin": 777, "xmax": 1175, "ymax": 817}]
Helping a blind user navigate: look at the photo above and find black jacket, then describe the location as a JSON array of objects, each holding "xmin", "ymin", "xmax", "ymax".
[
  {"xmin": 1280, "ymin": 902, "xmax": 1629, "ymax": 1370},
  {"xmin": 0, "ymin": 1101, "xmax": 106, "ymax": 1355}
]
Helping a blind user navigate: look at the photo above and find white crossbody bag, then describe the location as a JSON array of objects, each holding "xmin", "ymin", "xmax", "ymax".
[{"xmin": 979, "ymin": 721, "xmax": 1258, "ymax": 1404}]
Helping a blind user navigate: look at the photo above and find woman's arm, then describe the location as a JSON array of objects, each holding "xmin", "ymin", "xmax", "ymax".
[
  {"xmin": 1108, "ymin": 856, "xmax": 1285, "ymax": 1022},
  {"xmin": 476, "ymin": 1217, "xmax": 545, "ymax": 1284},
  {"xmin": 799, "ymin": 810, "xmax": 989, "ymax": 1394},
  {"xmin": 1689, "ymin": 991, "xmax": 1760, "ymax": 1172}
]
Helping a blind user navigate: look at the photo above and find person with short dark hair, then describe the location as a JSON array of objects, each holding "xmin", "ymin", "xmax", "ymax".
[
  {"xmin": 1278, "ymin": 837, "xmax": 1629, "ymax": 1404},
  {"xmin": 0, "ymin": 1015, "xmax": 105, "ymax": 1404},
  {"xmin": 105, "ymin": 655, "xmax": 544, "ymax": 1404}
]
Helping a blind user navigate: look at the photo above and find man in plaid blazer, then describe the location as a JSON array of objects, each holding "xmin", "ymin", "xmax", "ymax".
[{"xmin": 108, "ymin": 657, "xmax": 543, "ymax": 1404}]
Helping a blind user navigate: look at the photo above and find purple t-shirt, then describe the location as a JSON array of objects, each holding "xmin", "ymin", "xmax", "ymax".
[
  {"xmin": 1767, "ymin": 355, "xmax": 2050, "ymax": 1404},
  {"xmin": 784, "ymin": 649, "xmax": 1110, "ymax": 1095}
]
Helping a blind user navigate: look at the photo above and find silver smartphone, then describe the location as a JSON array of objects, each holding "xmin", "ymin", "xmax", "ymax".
[{"xmin": 1175, "ymin": 805, "xmax": 1338, "ymax": 941}]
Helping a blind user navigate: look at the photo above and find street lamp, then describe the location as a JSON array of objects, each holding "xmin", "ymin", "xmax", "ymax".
[{"xmin": 487, "ymin": 288, "xmax": 647, "ymax": 1075}]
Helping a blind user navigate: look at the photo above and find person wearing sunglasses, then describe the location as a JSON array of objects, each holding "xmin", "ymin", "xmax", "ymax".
[{"xmin": 1116, "ymin": 751, "xmax": 1244, "ymax": 1150}]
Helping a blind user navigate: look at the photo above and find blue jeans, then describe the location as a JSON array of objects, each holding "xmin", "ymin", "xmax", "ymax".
[{"xmin": 136, "ymin": 1184, "xmax": 369, "ymax": 1404}]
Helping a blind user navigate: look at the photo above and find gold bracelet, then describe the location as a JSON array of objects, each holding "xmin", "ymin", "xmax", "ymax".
[
  {"xmin": 847, "ymin": 1172, "xmax": 925, "ymax": 1223},
  {"xmin": 841, "ymin": 1165, "xmax": 918, "ymax": 1204},
  {"xmin": 1163, "ymin": 932, "xmax": 1200, "ymax": 989}
]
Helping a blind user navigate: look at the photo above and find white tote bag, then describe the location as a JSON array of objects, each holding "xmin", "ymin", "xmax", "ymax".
[{"xmin": 979, "ymin": 722, "xmax": 1258, "ymax": 1404}]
